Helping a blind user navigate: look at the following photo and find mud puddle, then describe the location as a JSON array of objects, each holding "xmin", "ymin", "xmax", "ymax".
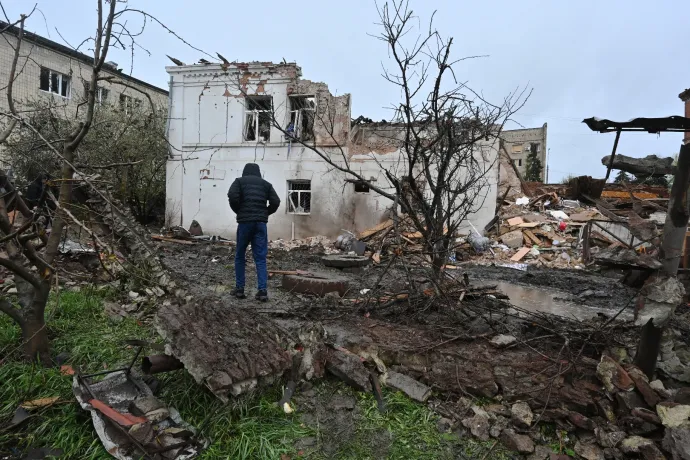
[{"xmin": 479, "ymin": 280, "xmax": 633, "ymax": 322}]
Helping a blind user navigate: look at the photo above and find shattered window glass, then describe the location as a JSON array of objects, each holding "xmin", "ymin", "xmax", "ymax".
[
  {"xmin": 40, "ymin": 67, "xmax": 70, "ymax": 98},
  {"xmin": 244, "ymin": 96, "xmax": 272, "ymax": 142},
  {"xmin": 288, "ymin": 96, "xmax": 316, "ymax": 141},
  {"xmin": 39, "ymin": 68, "xmax": 50, "ymax": 92},
  {"xmin": 287, "ymin": 180, "xmax": 311, "ymax": 214}
]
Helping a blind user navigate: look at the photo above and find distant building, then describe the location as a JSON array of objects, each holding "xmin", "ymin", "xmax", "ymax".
[
  {"xmin": 0, "ymin": 20, "xmax": 168, "ymax": 123},
  {"xmin": 679, "ymin": 89, "xmax": 690, "ymax": 144},
  {"xmin": 501, "ymin": 124, "xmax": 548, "ymax": 181}
]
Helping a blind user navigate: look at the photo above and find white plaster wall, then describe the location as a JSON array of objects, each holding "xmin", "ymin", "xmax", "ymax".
[{"xmin": 165, "ymin": 64, "xmax": 498, "ymax": 240}]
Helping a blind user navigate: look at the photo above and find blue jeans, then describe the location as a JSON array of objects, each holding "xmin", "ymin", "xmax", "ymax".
[{"xmin": 235, "ymin": 222, "xmax": 268, "ymax": 291}]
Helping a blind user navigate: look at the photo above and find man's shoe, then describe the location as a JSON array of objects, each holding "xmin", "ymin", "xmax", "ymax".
[
  {"xmin": 255, "ymin": 290, "xmax": 268, "ymax": 302},
  {"xmin": 232, "ymin": 288, "xmax": 246, "ymax": 299}
]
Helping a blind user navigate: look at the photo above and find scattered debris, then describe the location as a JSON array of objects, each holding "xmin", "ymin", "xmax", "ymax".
[
  {"xmin": 73, "ymin": 370, "xmax": 205, "ymax": 459},
  {"xmin": 381, "ymin": 371, "xmax": 432, "ymax": 403}
]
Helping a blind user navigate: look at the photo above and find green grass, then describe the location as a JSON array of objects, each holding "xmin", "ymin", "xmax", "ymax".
[{"xmin": 0, "ymin": 288, "xmax": 515, "ymax": 459}]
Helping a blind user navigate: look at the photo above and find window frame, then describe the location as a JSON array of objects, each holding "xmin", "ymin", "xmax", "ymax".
[
  {"xmin": 39, "ymin": 67, "xmax": 71, "ymax": 98},
  {"xmin": 244, "ymin": 96, "xmax": 273, "ymax": 142},
  {"xmin": 83, "ymin": 80, "xmax": 109, "ymax": 104},
  {"xmin": 119, "ymin": 93, "xmax": 141, "ymax": 114},
  {"xmin": 287, "ymin": 95, "xmax": 316, "ymax": 142},
  {"xmin": 286, "ymin": 180, "xmax": 312, "ymax": 215}
]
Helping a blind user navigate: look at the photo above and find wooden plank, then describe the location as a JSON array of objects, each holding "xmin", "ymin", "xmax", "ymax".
[
  {"xmin": 511, "ymin": 247, "xmax": 530, "ymax": 262},
  {"xmin": 517, "ymin": 222, "xmax": 541, "ymax": 228},
  {"xmin": 151, "ymin": 235, "xmax": 195, "ymax": 245},
  {"xmin": 522, "ymin": 229, "xmax": 542, "ymax": 245},
  {"xmin": 601, "ymin": 190, "xmax": 659, "ymax": 200},
  {"xmin": 358, "ymin": 220, "xmax": 394, "ymax": 239},
  {"xmin": 507, "ymin": 216, "xmax": 524, "ymax": 226}
]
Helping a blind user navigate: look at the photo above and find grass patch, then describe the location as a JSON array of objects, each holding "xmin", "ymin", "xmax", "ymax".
[{"xmin": 0, "ymin": 287, "xmax": 517, "ymax": 459}]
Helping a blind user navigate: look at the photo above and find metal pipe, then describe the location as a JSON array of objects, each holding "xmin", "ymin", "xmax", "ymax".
[
  {"xmin": 604, "ymin": 129, "xmax": 622, "ymax": 181},
  {"xmin": 142, "ymin": 354, "xmax": 184, "ymax": 374}
]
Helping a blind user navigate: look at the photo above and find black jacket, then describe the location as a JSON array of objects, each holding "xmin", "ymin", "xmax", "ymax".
[{"xmin": 228, "ymin": 163, "xmax": 280, "ymax": 223}]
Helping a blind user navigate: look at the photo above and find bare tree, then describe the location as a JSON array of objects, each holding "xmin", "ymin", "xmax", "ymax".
[
  {"xmin": 225, "ymin": 0, "xmax": 529, "ymax": 278},
  {"xmin": 0, "ymin": 0, "xmax": 122, "ymax": 361}
]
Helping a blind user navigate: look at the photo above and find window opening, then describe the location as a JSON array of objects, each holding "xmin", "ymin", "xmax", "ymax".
[
  {"xmin": 119, "ymin": 94, "xmax": 141, "ymax": 113},
  {"xmin": 39, "ymin": 67, "xmax": 71, "ymax": 98},
  {"xmin": 354, "ymin": 181, "xmax": 370, "ymax": 193},
  {"xmin": 244, "ymin": 96, "xmax": 272, "ymax": 142},
  {"xmin": 83, "ymin": 80, "xmax": 109, "ymax": 104},
  {"xmin": 287, "ymin": 180, "xmax": 311, "ymax": 214},
  {"xmin": 287, "ymin": 96, "xmax": 316, "ymax": 141}
]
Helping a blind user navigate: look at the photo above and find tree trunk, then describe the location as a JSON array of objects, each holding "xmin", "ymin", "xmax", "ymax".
[
  {"xmin": 430, "ymin": 235, "xmax": 449, "ymax": 280},
  {"xmin": 21, "ymin": 312, "xmax": 49, "ymax": 363}
]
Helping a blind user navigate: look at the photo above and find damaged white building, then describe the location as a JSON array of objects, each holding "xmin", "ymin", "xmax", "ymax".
[{"xmin": 165, "ymin": 61, "xmax": 500, "ymax": 239}]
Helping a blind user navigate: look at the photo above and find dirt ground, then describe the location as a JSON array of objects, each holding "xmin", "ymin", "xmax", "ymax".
[{"xmin": 152, "ymin": 240, "xmax": 677, "ymax": 457}]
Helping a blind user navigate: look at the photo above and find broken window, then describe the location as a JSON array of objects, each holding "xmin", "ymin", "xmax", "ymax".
[
  {"xmin": 287, "ymin": 180, "xmax": 311, "ymax": 214},
  {"xmin": 531, "ymin": 143, "xmax": 541, "ymax": 154},
  {"xmin": 83, "ymin": 80, "xmax": 109, "ymax": 104},
  {"xmin": 288, "ymin": 96, "xmax": 316, "ymax": 141},
  {"xmin": 39, "ymin": 67, "xmax": 71, "ymax": 98},
  {"xmin": 119, "ymin": 94, "xmax": 141, "ymax": 114},
  {"xmin": 511, "ymin": 144, "xmax": 522, "ymax": 154},
  {"xmin": 354, "ymin": 181, "xmax": 370, "ymax": 193},
  {"xmin": 244, "ymin": 96, "xmax": 272, "ymax": 142},
  {"xmin": 518, "ymin": 159, "xmax": 522, "ymax": 167}
]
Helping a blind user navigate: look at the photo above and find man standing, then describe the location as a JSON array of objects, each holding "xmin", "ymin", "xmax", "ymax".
[{"xmin": 228, "ymin": 163, "xmax": 281, "ymax": 301}]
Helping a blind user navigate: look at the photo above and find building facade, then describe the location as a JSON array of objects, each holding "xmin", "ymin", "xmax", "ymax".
[
  {"xmin": 165, "ymin": 61, "xmax": 499, "ymax": 239},
  {"xmin": 501, "ymin": 124, "xmax": 548, "ymax": 181},
  {"xmin": 0, "ymin": 20, "xmax": 168, "ymax": 125}
]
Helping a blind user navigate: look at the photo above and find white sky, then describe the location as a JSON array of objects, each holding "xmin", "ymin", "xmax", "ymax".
[{"xmin": 3, "ymin": 0, "xmax": 689, "ymax": 182}]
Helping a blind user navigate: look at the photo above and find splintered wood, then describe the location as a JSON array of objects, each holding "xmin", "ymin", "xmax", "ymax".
[
  {"xmin": 155, "ymin": 298, "xmax": 292, "ymax": 402},
  {"xmin": 511, "ymin": 248, "xmax": 530, "ymax": 262}
]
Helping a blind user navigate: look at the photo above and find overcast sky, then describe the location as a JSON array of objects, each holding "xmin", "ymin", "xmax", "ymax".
[{"xmin": 3, "ymin": 0, "xmax": 689, "ymax": 182}]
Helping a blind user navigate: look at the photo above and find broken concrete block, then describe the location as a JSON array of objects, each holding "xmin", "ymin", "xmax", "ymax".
[
  {"xmin": 128, "ymin": 422, "xmax": 154, "ymax": 444},
  {"xmin": 593, "ymin": 247, "xmax": 663, "ymax": 270},
  {"xmin": 574, "ymin": 440, "xmax": 605, "ymax": 460},
  {"xmin": 145, "ymin": 407, "xmax": 170, "ymax": 423},
  {"xmin": 525, "ymin": 445, "xmax": 552, "ymax": 460},
  {"xmin": 568, "ymin": 411, "xmax": 596, "ymax": 431},
  {"xmin": 500, "ymin": 428, "xmax": 534, "ymax": 454},
  {"xmin": 326, "ymin": 349, "xmax": 371, "ymax": 392},
  {"xmin": 638, "ymin": 443, "xmax": 667, "ymax": 460},
  {"xmin": 229, "ymin": 378, "xmax": 257, "ymax": 397},
  {"xmin": 662, "ymin": 426, "xmax": 690, "ymax": 460},
  {"xmin": 510, "ymin": 401, "xmax": 533, "ymax": 428},
  {"xmin": 674, "ymin": 388, "xmax": 690, "ymax": 405},
  {"xmin": 597, "ymin": 355, "xmax": 635, "ymax": 393},
  {"xmin": 631, "ymin": 407, "xmax": 662, "ymax": 425},
  {"xmin": 381, "ymin": 371, "xmax": 432, "ymax": 403},
  {"xmin": 601, "ymin": 154, "xmax": 675, "ymax": 177},
  {"xmin": 656, "ymin": 403, "xmax": 690, "ymax": 428},
  {"xmin": 129, "ymin": 396, "xmax": 165, "ymax": 416},
  {"xmin": 490, "ymin": 334, "xmax": 517, "ymax": 348},
  {"xmin": 162, "ymin": 427, "xmax": 194, "ymax": 438},
  {"xmin": 620, "ymin": 436, "xmax": 655, "ymax": 455},
  {"xmin": 461, "ymin": 413, "xmax": 490, "ymax": 441},
  {"xmin": 626, "ymin": 366, "xmax": 661, "ymax": 408},
  {"xmin": 635, "ymin": 276, "xmax": 685, "ymax": 328},
  {"xmin": 594, "ymin": 427, "xmax": 626, "ymax": 449},
  {"xmin": 616, "ymin": 391, "xmax": 647, "ymax": 413},
  {"xmin": 501, "ymin": 230, "xmax": 524, "ymax": 249},
  {"xmin": 489, "ymin": 415, "xmax": 509, "ymax": 438}
]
